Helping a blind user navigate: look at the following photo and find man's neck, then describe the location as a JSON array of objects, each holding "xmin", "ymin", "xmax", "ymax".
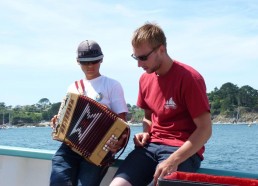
[{"xmin": 156, "ymin": 57, "xmax": 173, "ymax": 76}]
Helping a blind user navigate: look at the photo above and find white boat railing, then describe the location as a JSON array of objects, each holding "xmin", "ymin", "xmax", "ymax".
[{"xmin": 0, "ymin": 145, "xmax": 257, "ymax": 186}]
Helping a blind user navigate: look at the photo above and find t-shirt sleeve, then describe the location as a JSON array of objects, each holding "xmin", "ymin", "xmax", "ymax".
[
  {"xmin": 182, "ymin": 74, "xmax": 210, "ymax": 119},
  {"xmin": 67, "ymin": 83, "xmax": 79, "ymax": 94},
  {"xmin": 109, "ymin": 82, "xmax": 128, "ymax": 114}
]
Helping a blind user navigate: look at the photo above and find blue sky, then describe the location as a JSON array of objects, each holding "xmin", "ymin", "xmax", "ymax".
[{"xmin": 1, "ymin": 0, "xmax": 257, "ymax": 107}]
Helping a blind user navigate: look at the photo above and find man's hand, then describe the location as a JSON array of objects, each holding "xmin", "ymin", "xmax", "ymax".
[
  {"xmin": 153, "ymin": 159, "xmax": 179, "ymax": 186},
  {"xmin": 133, "ymin": 132, "xmax": 150, "ymax": 147}
]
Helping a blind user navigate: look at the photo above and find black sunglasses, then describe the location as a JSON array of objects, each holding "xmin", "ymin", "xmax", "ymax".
[
  {"xmin": 79, "ymin": 60, "xmax": 100, "ymax": 65},
  {"xmin": 131, "ymin": 45, "xmax": 160, "ymax": 61}
]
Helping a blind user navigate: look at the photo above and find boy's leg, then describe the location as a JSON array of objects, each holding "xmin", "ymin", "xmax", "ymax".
[{"xmin": 50, "ymin": 144, "xmax": 81, "ymax": 186}]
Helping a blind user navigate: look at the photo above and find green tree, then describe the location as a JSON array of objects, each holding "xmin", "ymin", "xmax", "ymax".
[
  {"xmin": 38, "ymin": 98, "xmax": 51, "ymax": 110},
  {"xmin": 238, "ymin": 85, "xmax": 258, "ymax": 108},
  {"xmin": 208, "ymin": 82, "xmax": 258, "ymax": 120},
  {"xmin": 42, "ymin": 102, "xmax": 61, "ymax": 120}
]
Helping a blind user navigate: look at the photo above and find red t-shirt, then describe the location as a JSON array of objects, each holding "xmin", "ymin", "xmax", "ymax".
[{"xmin": 137, "ymin": 61, "xmax": 210, "ymax": 159}]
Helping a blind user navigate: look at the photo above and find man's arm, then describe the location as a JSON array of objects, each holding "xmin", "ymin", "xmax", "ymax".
[
  {"xmin": 133, "ymin": 109, "xmax": 152, "ymax": 146},
  {"xmin": 168, "ymin": 111, "xmax": 212, "ymax": 165},
  {"xmin": 142, "ymin": 109, "xmax": 152, "ymax": 132},
  {"xmin": 153, "ymin": 111, "xmax": 212, "ymax": 184}
]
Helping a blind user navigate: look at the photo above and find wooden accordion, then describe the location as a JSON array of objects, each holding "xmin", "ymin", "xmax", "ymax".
[{"xmin": 52, "ymin": 93, "xmax": 130, "ymax": 166}]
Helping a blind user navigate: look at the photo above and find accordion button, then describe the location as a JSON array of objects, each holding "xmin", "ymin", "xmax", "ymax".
[
  {"xmin": 111, "ymin": 135, "xmax": 118, "ymax": 140},
  {"xmin": 103, "ymin": 147, "xmax": 108, "ymax": 152}
]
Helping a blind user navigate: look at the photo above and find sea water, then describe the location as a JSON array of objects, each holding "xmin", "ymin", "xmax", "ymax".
[{"xmin": 1, "ymin": 124, "xmax": 257, "ymax": 173}]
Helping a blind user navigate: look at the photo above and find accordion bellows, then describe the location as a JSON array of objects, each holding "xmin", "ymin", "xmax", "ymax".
[{"xmin": 52, "ymin": 93, "xmax": 130, "ymax": 166}]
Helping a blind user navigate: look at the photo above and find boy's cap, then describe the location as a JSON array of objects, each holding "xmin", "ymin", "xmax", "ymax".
[{"xmin": 77, "ymin": 40, "xmax": 104, "ymax": 62}]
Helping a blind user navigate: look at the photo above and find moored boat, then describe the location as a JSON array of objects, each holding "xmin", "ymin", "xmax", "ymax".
[{"xmin": 0, "ymin": 145, "xmax": 257, "ymax": 186}]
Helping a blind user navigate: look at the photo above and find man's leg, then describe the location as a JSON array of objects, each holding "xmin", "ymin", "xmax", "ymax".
[
  {"xmin": 77, "ymin": 160, "xmax": 108, "ymax": 186},
  {"xmin": 111, "ymin": 144, "xmax": 158, "ymax": 186}
]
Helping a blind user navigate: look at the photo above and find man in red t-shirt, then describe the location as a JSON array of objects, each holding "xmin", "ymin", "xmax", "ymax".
[{"xmin": 110, "ymin": 23, "xmax": 212, "ymax": 186}]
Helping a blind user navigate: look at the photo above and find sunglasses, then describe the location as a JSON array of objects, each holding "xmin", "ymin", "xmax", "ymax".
[
  {"xmin": 79, "ymin": 60, "xmax": 100, "ymax": 65},
  {"xmin": 131, "ymin": 45, "xmax": 160, "ymax": 61}
]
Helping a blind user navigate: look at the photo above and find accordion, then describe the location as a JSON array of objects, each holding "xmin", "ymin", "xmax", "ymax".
[{"xmin": 52, "ymin": 93, "xmax": 130, "ymax": 166}]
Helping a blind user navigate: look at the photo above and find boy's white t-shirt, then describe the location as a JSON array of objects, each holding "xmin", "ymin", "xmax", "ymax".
[{"xmin": 67, "ymin": 75, "xmax": 128, "ymax": 114}]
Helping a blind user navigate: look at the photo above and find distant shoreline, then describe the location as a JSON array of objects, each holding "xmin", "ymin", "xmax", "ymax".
[
  {"xmin": 2, "ymin": 112, "xmax": 258, "ymax": 128},
  {"xmin": 1, "ymin": 122, "xmax": 258, "ymax": 129},
  {"xmin": 213, "ymin": 122, "xmax": 257, "ymax": 125},
  {"xmin": 211, "ymin": 112, "xmax": 258, "ymax": 124}
]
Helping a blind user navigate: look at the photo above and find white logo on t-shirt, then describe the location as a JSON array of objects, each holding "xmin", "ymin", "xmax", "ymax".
[{"xmin": 164, "ymin": 97, "xmax": 177, "ymax": 109}]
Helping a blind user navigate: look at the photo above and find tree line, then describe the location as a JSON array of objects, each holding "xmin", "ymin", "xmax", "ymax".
[
  {"xmin": 208, "ymin": 82, "xmax": 258, "ymax": 121},
  {"xmin": 1, "ymin": 82, "xmax": 257, "ymax": 125},
  {"xmin": 0, "ymin": 98, "xmax": 144, "ymax": 126}
]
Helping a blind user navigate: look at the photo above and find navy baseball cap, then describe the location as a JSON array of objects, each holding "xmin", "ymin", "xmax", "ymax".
[{"xmin": 77, "ymin": 40, "xmax": 104, "ymax": 62}]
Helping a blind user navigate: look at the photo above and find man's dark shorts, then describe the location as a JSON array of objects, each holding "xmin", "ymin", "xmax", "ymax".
[{"xmin": 114, "ymin": 143, "xmax": 201, "ymax": 186}]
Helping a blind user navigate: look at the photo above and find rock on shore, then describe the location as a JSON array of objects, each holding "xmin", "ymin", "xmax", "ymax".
[{"xmin": 212, "ymin": 113, "xmax": 258, "ymax": 124}]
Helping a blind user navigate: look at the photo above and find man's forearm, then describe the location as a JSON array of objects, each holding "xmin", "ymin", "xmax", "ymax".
[{"xmin": 142, "ymin": 118, "xmax": 152, "ymax": 133}]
